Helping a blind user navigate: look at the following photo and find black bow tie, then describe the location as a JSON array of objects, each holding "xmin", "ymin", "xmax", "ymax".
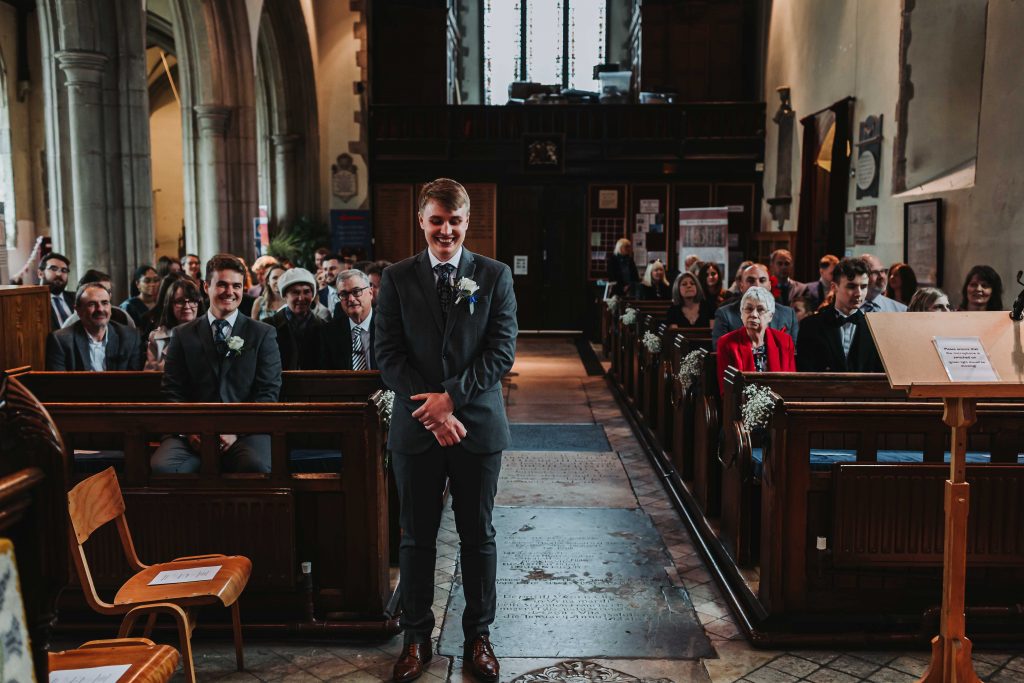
[{"xmin": 833, "ymin": 309, "xmax": 865, "ymax": 326}]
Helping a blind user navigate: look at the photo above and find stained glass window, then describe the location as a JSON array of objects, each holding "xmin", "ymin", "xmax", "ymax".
[{"xmin": 483, "ymin": 0, "xmax": 607, "ymax": 104}]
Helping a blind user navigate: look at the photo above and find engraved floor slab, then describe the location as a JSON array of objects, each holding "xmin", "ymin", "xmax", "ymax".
[
  {"xmin": 438, "ymin": 507, "xmax": 714, "ymax": 659},
  {"xmin": 496, "ymin": 451, "xmax": 638, "ymax": 508},
  {"xmin": 509, "ymin": 423, "xmax": 611, "ymax": 451}
]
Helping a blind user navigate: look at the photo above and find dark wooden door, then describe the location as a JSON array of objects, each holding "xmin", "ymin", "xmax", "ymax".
[{"xmin": 498, "ymin": 185, "xmax": 587, "ymax": 331}]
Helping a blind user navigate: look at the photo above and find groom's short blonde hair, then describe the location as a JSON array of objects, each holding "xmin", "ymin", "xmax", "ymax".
[{"xmin": 417, "ymin": 178, "xmax": 470, "ymax": 214}]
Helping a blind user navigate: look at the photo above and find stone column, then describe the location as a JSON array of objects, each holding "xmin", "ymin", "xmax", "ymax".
[
  {"xmin": 194, "ymin": 104, "xmax": 232, "ymax": 258},
  {"xmin": 271, "ymin": 133, "xmax": 300, "ymax": 227},
  {"xmin": 55, "ymin": 50, "xmax": 110, "ymax": 274}
]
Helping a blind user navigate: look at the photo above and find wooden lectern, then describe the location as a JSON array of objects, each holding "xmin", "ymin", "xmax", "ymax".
[{"xmin": 868, "ymin": 312, "xmax": 1024, "ymax": 683}]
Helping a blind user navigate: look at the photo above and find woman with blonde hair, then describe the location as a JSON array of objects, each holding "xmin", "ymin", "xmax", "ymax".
[
  {"xmin": 639, "ymin": 260, "xmax": 671, "ymax": 300},
  {"xmin": 607, "ymin": 237, "xmax": 639, "ymax": 297},
  {"xmin": 250, "ymin": 263, "xmax": 288, "ymax": 321},
  {"xmin": 908, "ymin": 287, "xmax": 952, "ymax": 312}
]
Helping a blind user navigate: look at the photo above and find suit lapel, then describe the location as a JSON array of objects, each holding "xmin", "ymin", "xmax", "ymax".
[
  {"xmin": 821, "ymin": 308, "xmax": 848, "ymax": 371},
  {"xmin": 415, "ymin": 251, "xmax": 446, "ymax": 334},
  {"xmin": 104, "ymin": 325, "xmax": 121, "ymax": 369},
  {"xmin": 196, "ymin": 317, "xmax": 222, "ymax": 379},
  {"xmin": 444, "ymin": 249, "xmax": 477, "ymax": 341},
  {"xmin": 72, "ymin": 325, "xmax": 91, "ymax": 371}
]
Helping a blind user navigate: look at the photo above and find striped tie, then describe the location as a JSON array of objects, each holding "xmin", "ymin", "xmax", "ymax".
[{"xmin": 351, "ymin": 327, "xmax": 367, "ymax": 371}]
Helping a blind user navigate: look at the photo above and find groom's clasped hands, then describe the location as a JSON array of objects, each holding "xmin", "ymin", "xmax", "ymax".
[{"xmin": 411, "ymin": 391, "xmax": 468, "ymax": 447}]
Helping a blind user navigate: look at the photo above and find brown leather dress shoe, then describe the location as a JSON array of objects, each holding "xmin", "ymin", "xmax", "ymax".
[
  {"xmin": 463, "ymin": 635, "xmax": 499, "ymax": 682},
  {"xmin": 393, "ymin": 642, "xmax": 432, "ymax": 683}
]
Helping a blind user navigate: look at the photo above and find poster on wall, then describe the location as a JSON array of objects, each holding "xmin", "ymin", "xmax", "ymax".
[
  {"xmin": 904, "ymin": 199, "xmax": 943, "ymax": 286},
  {"xmin": 678, "ymin": 207, "xmax": 729, "ymax": 281},
  {"xmin": 330, "ymin": 209, "xmax": 373, "ymax": 260},
  {"xmin": 254, "ymin": 205, "xmax": 270, "ymax": 256}
]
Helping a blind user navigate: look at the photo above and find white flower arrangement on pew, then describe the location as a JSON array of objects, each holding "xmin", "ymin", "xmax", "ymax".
[
  {"xmin": 620, "ymin": 307, "xmax": 638, "ymax": 326},
  {"xmin": 641, "ymin": 331, "xmax": 662, "ymax": 354},
  {"xmin": 606, "ymin": 295, "xmax": 621, "ymax": 315},
  {"xmin": 676, "ymin": 348, "xmax": 708, "ymax": 392},
  {"xmin": 741, "ymin": 384, "xmax": 779, "ymax": 431},
  {"xmin": 370, "ymin": 389, "xmax": 396, "ymax": 431}
]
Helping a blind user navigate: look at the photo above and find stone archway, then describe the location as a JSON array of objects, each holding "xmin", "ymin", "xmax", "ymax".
[
  {"xmin": 166, "ymin": 0, "xmax": 258, "ymax": 260},
  {"xmin": 255, "ymin": 0, "xmax": 320, "ymax": 231}
]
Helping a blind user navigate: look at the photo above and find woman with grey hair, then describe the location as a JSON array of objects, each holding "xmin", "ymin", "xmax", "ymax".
[
  {"xmin": 715, "ymin": 286, "xmax": 795, "ymax": 393},
  {"xmin": 665, "ymin": 272, "xmax": 714, "ymax": 328}
]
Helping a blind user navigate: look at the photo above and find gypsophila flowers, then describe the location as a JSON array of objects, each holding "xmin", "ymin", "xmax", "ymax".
[
  {"xmin": 642, "ymin": 331, "xmax": 662, "ymax": 353},
  {"xmin": 620, "ymin": 307, "xmax": 638, "ymax": 325},
  {"xmin": 741, "ymin": 384, "xmax": 778, "ymax": 430},
  {"xmin": 677, "ymin": 348, "xmax": 708, "ymax": 391}
]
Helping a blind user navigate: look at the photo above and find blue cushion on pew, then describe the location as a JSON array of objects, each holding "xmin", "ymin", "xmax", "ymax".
[
  {"xmin": 748, "ymin": 448, "xmax": 1018, "ymax": 478},
  {"xmin": 288, "ymin": 449, "xmax": 342, "ymax": 473},
  {"xmin": 71, "ymin": 449, "xmax": 343, "ymax": 474}
]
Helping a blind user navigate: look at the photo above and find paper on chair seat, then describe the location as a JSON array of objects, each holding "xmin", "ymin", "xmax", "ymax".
[
  {"xmin": 50, "ymin": 663, "xmax": 132, "ymax": 682},
  {"xmin": 148, "ymin": 564, "xmax": 222, "ymax": 585}
]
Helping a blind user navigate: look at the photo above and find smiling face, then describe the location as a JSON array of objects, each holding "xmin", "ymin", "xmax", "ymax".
[
  {"xmin": 321, "ymin": 258, "xmax": 341, "ymax": 286},
  {"xmin": 284, "ymin": 283, "xmax": 314, "ymax": 317},
  {"xmin": 207, "ymin": 269, "xmax": 245, "ymax": 318},
  {"xmin": 966, "ymin": 275, "xmax": 992, "ymax": 311},
  {"xmin": 77, "ymin": 285, "xmax": 111, "ymax": 335},
  {"xmin": 863, "ymin": 255, "xmax": 888, "ymax": 296},
  {"xmin": 419, "ymin": 200, "xmax": 468, "ymax": 262},
  {"xmin": 338, "ymin": 275, "xmax": 373, "ymax": 324},
  {"xmin": 169, "ymin": 285, "xmax": 200, "ymax": 325},
  {"xmin": 182, "ymin": 255, "xmax": 201, "ymax": 279},
  {"xmin": 39, "ymin": 257, "xmax": 70, "ymax": 294},
  {"xmin": 137, "ymin": 268, "xmax": 159, "ymax": 299}
]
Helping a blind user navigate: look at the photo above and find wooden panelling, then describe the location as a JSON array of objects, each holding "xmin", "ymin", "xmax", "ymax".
[
  {"xmin": 374, "ymin": 185, "xmax": 416, "ymax": 263},
  {"xmin": 0, "ymin": 285, "xmax": 49, "ymax": 371}
]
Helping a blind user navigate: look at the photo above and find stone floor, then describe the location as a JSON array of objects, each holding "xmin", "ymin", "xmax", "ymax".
[{"xmin": 108, "ymin": 337, "xmax": 1023, "ymax": 682}]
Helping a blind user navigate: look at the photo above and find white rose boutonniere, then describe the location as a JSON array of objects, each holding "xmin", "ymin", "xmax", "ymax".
[
  {"xmin": 225, "ymin": 335, "xmax": 245, "ymax": 357},
  {"xmin": 454, "ymin": 277, "xmax": 480, "ymax": 314}
]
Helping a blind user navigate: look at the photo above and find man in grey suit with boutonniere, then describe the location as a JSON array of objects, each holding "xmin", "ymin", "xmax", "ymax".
[
  {"xmin": 376, "ymin": 178, "xmax": 517, "ymax": 683},
  {"xmin": 150, "ymin": 254, "xmax": 282, "ymax": 474}
]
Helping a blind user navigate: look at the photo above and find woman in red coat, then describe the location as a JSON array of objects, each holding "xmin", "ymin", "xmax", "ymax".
[{"xmin": 716, "ymin": 286, "xmax": 796, "ymax": 393}]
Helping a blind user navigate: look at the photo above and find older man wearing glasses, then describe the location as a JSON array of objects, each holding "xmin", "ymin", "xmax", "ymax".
[{"xmin": 320, "ymin": 269, "xmax": 376, "ymax": 370}]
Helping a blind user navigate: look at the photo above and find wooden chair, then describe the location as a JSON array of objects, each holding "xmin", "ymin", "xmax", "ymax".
[
  {"xmin": 67, "ymin": 467, "xmax": 252, "ymax": 683},
  {"xmin": 49, "ymin": 638, "xmax": 179, "ymax": 682}
]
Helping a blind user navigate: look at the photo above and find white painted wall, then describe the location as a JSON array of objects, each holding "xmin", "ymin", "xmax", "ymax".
[{"xmin": 762, "ymin": 0, "xmax": 1023, "ymax": 304}]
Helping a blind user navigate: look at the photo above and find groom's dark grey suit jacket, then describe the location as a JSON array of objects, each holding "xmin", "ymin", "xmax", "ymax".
[{"xmin": 375, "ymin": 248, "xmax": 518, "ymax": 454}]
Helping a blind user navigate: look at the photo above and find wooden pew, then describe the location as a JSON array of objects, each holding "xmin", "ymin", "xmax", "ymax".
[
  {"xmin": 17, "ymin": 369, "xmax": 383, "ymax": 403},
  {"xmin": 42, "ymin": 400, "xmax": 395, "ymax": 634},
  {"xmin": 0, "ymin": 372, "xmax": 178, "ymax": 680},
  {"xmin": 754, "ymin": 399, "xmax": 1024, "ymax": 631},
  {"xmin": 718, "ymin": 370, "xmax": 908, "ymax": 566}
]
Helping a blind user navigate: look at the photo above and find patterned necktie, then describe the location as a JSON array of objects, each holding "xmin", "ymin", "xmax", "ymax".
[
  {"xmin": 434, "ymin": 263, "xmax": 456, "ymax": 315},
  {"xmin": 351, "ymin": 327, "xmax": 367, "ymax": 371},
  {"xmin": 213, "ymin": 319, "xmax": 229, "ymax": 354},
  {"xmin": 53, "ymin": 295, "xmax": 70, "ymax": 325}
]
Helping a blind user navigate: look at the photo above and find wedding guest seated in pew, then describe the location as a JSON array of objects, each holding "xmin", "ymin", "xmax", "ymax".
[
  {"xmin": 151, "ymin": 254, "xmax": 282, "ymax": 474},
  {"xmin": 145, "ymin": 277, "xmax": 202, "ymax": 371},
  {"xmin": 716, "ymin": 286, "xmax": 795, "ymax": 393},
  {"xmin": 46, "ymin": 283, "xmax": 144, "ymax": 371},
  {"xmin": 61, "ymin": 269, "xmax": 136, "ymax": 330},
  {"xmin": 697, "ymin": 261, "xmax": 724, "ymax": 307},
  {"xmin": 638, "ymin": 260, "xmax": 671, "ymax": 300},
  {"xmin": 665, "ymin": 272, "xmax": 714, "ymax": 328},
  {"xmin": 321, "ymin": 269, "xmax": 377, "ymax": 370},
  {"xmin": 769, "ymin": 249, "xmax": 802, "ymax": 305},
  {"xmin": 959, "ymin": 264, "xmax": 1004, "ymax": 311},
  {"xmin": 796, "ymin": 254, "xmax": 839, "ymax": 310},
  {"xmin": 790, "ymin": 295, "xmax": 813, "ymax": 322},
  {"xmin": 270, "ymin": 267, "xmax": 326, "ymax": 370},
  {"xmin": 886, "ymin": 262, "xmax": 919, "ymax": 307},
  {"xmin": 859, "ymin": 253, "xmax": 907, "ymax": 312},
  {"xmin": 908, "ymin": 286, "xmax": 953, "ymax": 312},
  {"xmin": 712, "ymin": 263, "xmax": 799, "ymax": 347},
  {"xmin": 796, "ymin": 257, "xmax": 883, "ymax": 372}
]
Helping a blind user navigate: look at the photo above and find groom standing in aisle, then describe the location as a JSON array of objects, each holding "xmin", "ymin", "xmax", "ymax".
[{"xmin": 375, "ymin": 178, "xmax": 517, "ymax": 683}]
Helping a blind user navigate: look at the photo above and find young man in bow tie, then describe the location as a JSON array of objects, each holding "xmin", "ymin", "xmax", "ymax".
[
  {"xmin": 375, "ymin": 179, "xmax": 517, "ymax": 683},
  {"xmin": 151, "ymin": 254, "xmax": 282, "ymax": 474},
  {"xmin": 797, "ymin": 257, "xmax": 884, "ymax": 372}
]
